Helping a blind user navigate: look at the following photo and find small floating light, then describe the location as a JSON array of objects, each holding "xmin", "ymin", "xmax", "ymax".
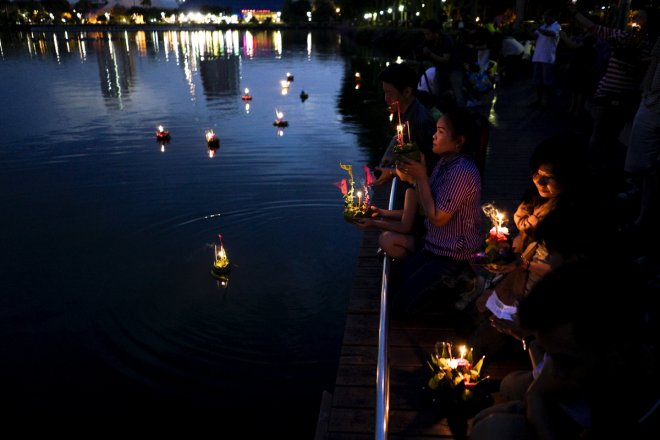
[
  {"xmin": 273, "ymin": 109, "xmax": 289, "ymax": 127},
  {"xmin": 211, "ymin": 234, "xmax": 231, "ymax": 278},
  {"xmin": 156, "ymin": 125, "xmax": 170, "ymax": 142},
  {"xmin": 354, "ymin": 72, "xmax": 362, "ymax": 90},
  {"xmin": 206, "ymin": 129, "xmax": 220, "ymax": 149},
  {"xmin": 241, "ymin": 87, "xmax": 253, "ymax": 101},
  {"xmin": 280, "ymin": 79, "xmax": 291, "ymax": 89},
  {"xmin": 286, "ymin": 72, "xmax": 294, "ymax": 82}
]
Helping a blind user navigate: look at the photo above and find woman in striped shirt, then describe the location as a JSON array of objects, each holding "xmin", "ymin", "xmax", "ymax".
[{"xmin": 390, "ymin": 106, "xmax": 483, "ymax": 318}]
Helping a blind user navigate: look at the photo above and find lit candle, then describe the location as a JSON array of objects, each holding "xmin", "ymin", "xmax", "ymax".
[
  {"xmin": 467, "ymin": 347, "xmax": 474, "ymax": 364},
  {"xmin": 406, "ymin": 121, "xmax": 411, "ymax": 144},
  {"xmin": 396, "ymin": 124, "xmax": 404, "ymax": 145},
  {"xmin": 459, "ymin": 345, "xmax": 466, "ymax": 359},
  {"xmin": 244, "ymin": 87, "xmax": 250, "ymax": 95},
  {"xmin": 357, "ymin": 191, "xmax": 362, "ymax": 207}
]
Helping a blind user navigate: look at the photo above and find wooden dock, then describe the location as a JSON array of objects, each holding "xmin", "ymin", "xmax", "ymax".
[{"xmin": 316, "ymin": 81, "xmax": 576, "ymax": 439}]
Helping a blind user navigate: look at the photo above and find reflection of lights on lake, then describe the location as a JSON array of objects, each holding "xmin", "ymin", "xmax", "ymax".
[
  {"xmin": 280, "ymin": 79, "xmax": 290, "ymax": 88},
  {"xmin": 244, "ymin": 103, "xmax": 250, "ymax": 113},
  {"xmin": 277, "ymin": 128, "xmax": 284, "ymax": 137}
]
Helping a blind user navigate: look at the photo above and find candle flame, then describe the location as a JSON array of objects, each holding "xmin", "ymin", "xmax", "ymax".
[
  {"xmin": 158, "ymin": 125, "xmax": 164, "ymax": 132},
  {"xmin": 275, "ymin": 109, "xmax": 284, "ymax": 119},
  {"xmin": 244, "ymin": 88, "xmax": 250, "ymax": 94},
  {"xmin": 482, "ymin": 203, "xmax": 509, "ymax": 235},
  {"xmin": 280, "ymin": 79, "xmax": 290, "ymax": 88},
  {"xmin": 206, "ymin": 130, "xmax": 215, "ymax": 142}
]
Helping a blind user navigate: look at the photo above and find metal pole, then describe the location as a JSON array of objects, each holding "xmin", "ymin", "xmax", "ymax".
[{"xmin": 375, "ymin": 177, "xmax": 398, "ymax": 440}]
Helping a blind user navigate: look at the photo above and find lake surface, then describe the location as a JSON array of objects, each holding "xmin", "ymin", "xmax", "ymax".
[{"xmin": 0, "ymin": 28, "xmax": 391, "ymax": 435}]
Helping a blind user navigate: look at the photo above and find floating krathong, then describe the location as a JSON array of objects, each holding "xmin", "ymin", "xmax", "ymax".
[
  {"xmin": 273, "ymin": 109, "xmax": 289, "ymax": 127},
  {"xmin": 206, "ymin": 130, "xmax": 220, "ymax": 149},
  {"xmin": 300, "ymin": 90, "xmax": 309, "ymax": 102},
  {"xmin": 286, "ymin": 72, "xmax": 294, "ymax": 82},
  {"xmin": 156, "ymin": 125, "xmax": 170, "ymax": 142},
  {"xmin": 211, "ymin": 234, "xmax": 231, "ymax": 278},
  {"xmin": 241, "ymin": 87, "xmax": 253, "ymax": 101}
]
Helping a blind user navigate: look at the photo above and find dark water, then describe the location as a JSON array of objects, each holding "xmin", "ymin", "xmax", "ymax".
[{"xmin": 0, "ymin": 28, "xmax": 390, "ymax": 434}]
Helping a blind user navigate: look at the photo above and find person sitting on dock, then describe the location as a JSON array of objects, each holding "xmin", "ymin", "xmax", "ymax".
[
  {"xmin": 373, "ymin": 62, "xmax": 437, "ymax": 185},
  {"xmin": 469, "ymin": 260, "xmax": 658, "ymax": 440},
  {"xmin": 467, "ymin": 134, "xmax": 588, "ymax": 356},
  {"xmin": 390, "ymin": 106, "xmax": 483, "ymax": 317},
  {"xmin": 352, "ymin": 166, "xmax": 425, "ymax": 260}
]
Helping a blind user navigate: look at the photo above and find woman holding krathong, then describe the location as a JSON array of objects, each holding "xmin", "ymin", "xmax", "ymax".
[
  {"xmin": 469, "ymin": 134, "xmax": 586, "ymax": 358},
  {"xmin": 391, "ymin": 106, "xmax": 483, "ymax": 318},
  {"xmin": 353, "ymin": 165, "xmax": 424, "ymax": 260}
]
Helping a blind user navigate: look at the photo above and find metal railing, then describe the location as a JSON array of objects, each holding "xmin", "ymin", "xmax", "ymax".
[{"xmin": 375, "ymin": 177, "xmax": 399, "ymax": 440}]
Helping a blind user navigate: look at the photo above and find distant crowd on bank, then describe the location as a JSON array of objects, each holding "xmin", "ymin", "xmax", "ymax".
[{"xmin": 351, "ymin": 2, "xmax": 659, "ymax": 438}]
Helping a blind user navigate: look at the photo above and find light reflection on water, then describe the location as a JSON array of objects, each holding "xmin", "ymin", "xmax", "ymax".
[{"xmin": 0, "ymin": 28, "xmax": 387, "ymax": 434}]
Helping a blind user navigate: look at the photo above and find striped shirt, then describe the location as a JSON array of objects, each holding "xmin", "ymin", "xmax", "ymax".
[
  {"xmin": 591, "ymin": 25, "xmax": 652, "ymax": 98},
  {"xmin": 423, "ymin": 155, "xmax": 482, "ymax": 261}
]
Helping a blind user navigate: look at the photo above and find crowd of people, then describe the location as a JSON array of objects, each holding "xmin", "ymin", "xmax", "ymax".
[{"xmin": 351, "ymin": 2, "xmax": 659, "ymax": 438}]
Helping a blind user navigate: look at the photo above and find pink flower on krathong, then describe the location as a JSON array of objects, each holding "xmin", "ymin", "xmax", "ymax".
[
  {"xmin": 363, "ymin": 165, "xmax": 375, "ymax": 186},
  {"xmin": 333, "ymin": 179, "xmax": 348, "ymax": 195}
]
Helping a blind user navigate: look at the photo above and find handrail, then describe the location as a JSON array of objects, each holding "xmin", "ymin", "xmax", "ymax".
[{"xmin": 375, "ymin": 176, "xmax": 398, "ymax": 440}]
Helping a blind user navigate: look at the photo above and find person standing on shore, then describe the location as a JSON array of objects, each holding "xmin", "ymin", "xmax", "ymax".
[{"xmin": 530, "ymin": 10, "xmax": 561, "ymax": 109}]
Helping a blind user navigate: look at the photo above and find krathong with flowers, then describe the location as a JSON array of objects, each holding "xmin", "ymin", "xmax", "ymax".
[
  {"xmin": 211, "ymin": 234, "xmax": 231, "ymax": 278},
  {"xmin": 472, "ymin": 203, "xmax": 517, "ymax": 271},
  {"xmin": 273, "ymin": 109, "xmax": 289, "ymax": 127},
  {"xmin": 156, "ymin": 125, "xmax": 170, "ymax": 142},
  {"xmin": 335, "ymin": 163, "xmax": 375, "ymax": 222},
  {"xmin": 241, "ymin": 88, "xmax": 253, "ymax": 101},
  {"xmin": 423, "ymin": 341, "xmax": 493, "ymax": 431},
  {"xmin": 390, "ymin": 101, "xmax": 421, "ymax": 163},
  {"xmin": 206, "ymin": 130, "xmax": 220, "ymax": 149}
]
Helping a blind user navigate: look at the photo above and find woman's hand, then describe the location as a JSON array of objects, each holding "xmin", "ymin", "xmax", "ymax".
[
  {"xmin": 373, "ymin": 166, "xmax": 394, "ymax": 185},
  {"xmin": 396, "ymin": 155, "xmax": 425, "ymax": 182},
  {"xmin": 485, "ymin": 260, "xmax": 518, "ymax": 275},
  {"xmin": 353, "ymin": 218, "xmax": 374, "ymax": 229},
  {"xmin": 369, "ymin": 205, "xmax": 380, "ymax": 218},
  {"xmin": 490, "ymin": 315, "xmax": 526, "ymax": 341}
]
